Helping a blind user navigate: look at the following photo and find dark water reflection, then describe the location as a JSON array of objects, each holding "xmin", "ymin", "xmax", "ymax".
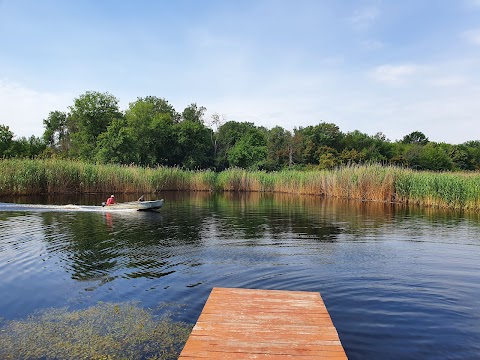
[{"xmin": 1, "ymin": 192, "xmax": 480, "ymax": 359}]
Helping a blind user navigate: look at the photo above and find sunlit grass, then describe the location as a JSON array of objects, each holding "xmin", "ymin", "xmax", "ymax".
[
  {"xmin": 0, "ymin": 159, "xmax": 216, "ymax": 194},
  {"xmin": 0, "ymin": 302, "xmax": 192, "ymax": 360}
]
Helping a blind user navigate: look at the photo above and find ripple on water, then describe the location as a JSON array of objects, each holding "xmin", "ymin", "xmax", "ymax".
[
  {"xmin": 0, "ymin": 215, "xmax": 48, "ymax": 281},
  {"xmin": 1, "ymin": 195, "xmax": 480, "ymax": 360}
]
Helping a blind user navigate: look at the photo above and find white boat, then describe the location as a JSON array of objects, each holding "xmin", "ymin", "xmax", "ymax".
[{"xmin": 103, "ymin": 199, "xmax": 164, "ymax": 211}]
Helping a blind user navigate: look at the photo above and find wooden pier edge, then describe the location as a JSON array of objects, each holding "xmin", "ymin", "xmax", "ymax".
[{"xmin": 179, "ymin": 287, "xmax": 348, "ymax": 359}]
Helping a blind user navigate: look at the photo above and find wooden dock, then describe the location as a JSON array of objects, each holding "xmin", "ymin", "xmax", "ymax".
[{"xmin": 179, "ymin": 287, "xmax": 348, "ymax": 359}]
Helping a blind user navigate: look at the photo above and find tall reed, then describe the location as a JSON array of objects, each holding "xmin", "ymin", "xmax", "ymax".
[
  {"xmin": 1, "ymin": 159, "xmax": 479, "ymax": 211},
  {"xmin": 0, "ymin": 159, "xmax": 220, "ymax": 195}
]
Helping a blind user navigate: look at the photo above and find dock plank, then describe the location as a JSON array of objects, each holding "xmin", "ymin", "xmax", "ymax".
[{"xmin": 179, "ymin": 287, "xmax": 348, "ymax": 359}]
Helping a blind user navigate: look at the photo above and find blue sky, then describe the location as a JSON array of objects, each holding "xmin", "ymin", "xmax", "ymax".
[{"xmin": 1, "ymin": 0, "xmax": 479, "ymax": 144}]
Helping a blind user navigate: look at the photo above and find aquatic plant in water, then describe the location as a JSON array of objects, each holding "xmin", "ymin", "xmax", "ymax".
[{"xmin": 0, "ymin": 302, "xmax": 192, "ymax": 360}]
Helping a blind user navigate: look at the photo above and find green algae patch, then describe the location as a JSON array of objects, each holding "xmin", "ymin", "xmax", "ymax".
[{"xmin": 0, "ymin": 302, "xmax": 192, "ymax": 360}]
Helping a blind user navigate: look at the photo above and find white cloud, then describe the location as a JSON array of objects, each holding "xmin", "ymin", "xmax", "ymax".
[
  {"xmin": 387, "ymin": 94, "xmax": 479, "ymax": 143},
  {"xmin": 359, "ymin": 59, "xmax": 480, "ymax": 143},
  {"xmin": 463, "ymin": 28, "xmax": 480, "ymax": 45},
  {"xmin": 370, "ymin": 64, "xmax": 422, "ymax": 85},
  {"xmin": 0, "ymin": 80, "xmax": 72, "ymax": 138},
  {"xmin": 204, "ymin": 58, "xmax": 480, "ymax": 144}
]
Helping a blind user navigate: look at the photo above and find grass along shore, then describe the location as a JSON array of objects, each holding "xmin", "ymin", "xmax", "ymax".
[{"xmin": 1, "ymin": 159, "xmax": 479, "ymax": 211}]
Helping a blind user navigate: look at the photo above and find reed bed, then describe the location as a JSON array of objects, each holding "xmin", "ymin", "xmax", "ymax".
[
  {"xmin": 1, "ymin": 159, "xmax": 479, "ymax": 211},
  {"xmin": 0, "ymin": 159, "xmax": 215, "ymax": 195}
]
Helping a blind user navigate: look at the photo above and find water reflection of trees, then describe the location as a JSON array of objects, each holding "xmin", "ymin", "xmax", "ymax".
[
  {"xmin": 207, "ymin": 193, "xmax": 344, "ymax": 242},
  {"xmin": 39, "ymin": 207, "xmax": 208, "ymax": 282},
  {"xmin": 189, "ymin": 191, "xmax": 480, "ymax": 245},
  {"xmin": 36, "ymin": 192, "xmax": 480, "ymax": 282}
]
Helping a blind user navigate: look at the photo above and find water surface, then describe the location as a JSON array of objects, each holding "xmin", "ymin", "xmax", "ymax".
[{"xmin": 0, "ymin": 192, "xmax": 479, "ymax": 359}]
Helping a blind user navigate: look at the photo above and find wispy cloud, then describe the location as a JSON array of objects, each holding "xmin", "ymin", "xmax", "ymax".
[
  {"xmin": 0, "ymin": 80, "xmax": 71, "ymax": 138},
  {"xmin": 370, "ymin": 64, "xmax": 422, "ymax": 85},
  {"xmin": 462, "ymin": 28, "xmax": 480, "ymax": 45}
]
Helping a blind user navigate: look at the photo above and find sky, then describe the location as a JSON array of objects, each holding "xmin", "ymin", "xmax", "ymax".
[{"xmin": 1, "ymin": 0, "xmax": 479, "ymax": 144}]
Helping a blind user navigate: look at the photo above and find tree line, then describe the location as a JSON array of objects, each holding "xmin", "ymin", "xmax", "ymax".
[{"xmin": 1, "ymin": 90, "xmax": 480, "ymax": 171}]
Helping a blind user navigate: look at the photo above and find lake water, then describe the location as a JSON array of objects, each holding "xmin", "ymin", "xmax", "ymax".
[{"xmin": 0, "ymin": 192, "xmax": 479, "ymax": 359}]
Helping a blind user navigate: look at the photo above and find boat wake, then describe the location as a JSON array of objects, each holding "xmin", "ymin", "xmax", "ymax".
[{"xmin": 0, "ymin": 203, "xmax": 138, "ymax": 213}]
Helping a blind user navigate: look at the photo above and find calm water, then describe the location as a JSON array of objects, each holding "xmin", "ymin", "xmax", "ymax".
[{"xmin": 1, "ymin": 192, "xmax": 479, "ymax": 359}]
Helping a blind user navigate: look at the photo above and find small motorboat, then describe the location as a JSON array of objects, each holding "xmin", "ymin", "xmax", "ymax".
[{"xmin": 102, "ymin": 199, "xmax": 164, "ymax": 211}]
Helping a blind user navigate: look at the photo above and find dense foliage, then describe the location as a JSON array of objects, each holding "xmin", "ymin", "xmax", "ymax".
[{"xmin": 1, "ymin": 91, "xmax": 480, "ymax": 171}]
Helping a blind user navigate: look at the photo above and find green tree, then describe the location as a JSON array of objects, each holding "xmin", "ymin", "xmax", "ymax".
[
  {"xmin": 389, "ymin": 142, "xmax": 409, "ymax": 166},
  {"xmin": 216, "ymin": 121, "xmax": 267, "ymax": 169},
  {"xmin": 123, "ymin": 96, "xmax": 178, "ymax": 166},
  {"xmin": 462, "ymin": 141, "xmax": 480, "ymax": 170},
  {"xmin": 43, "ymin": 111, "xmax": 69, "ymax": 156},
  {"xmin": 208, "ymin": 113, "xmax": 226, "ymax": 162},
  {"xmin": 95, "ymin": 119, "xmax": 134, "ymax": 164},
  {"xmin": 404, "ymin": 142, "xmax": 453, "ymax": 171},
  {"xmin": 402, "ymin": 131, "xmax": 429, "ymax": 145},
  {"xmin": 449, "ymin": 144, "xmax": 470, "ymax": 170},
  {"xmin": 265, "ymin": 126, "xmax": 292, "ymax": 170},
  {"xmin": 290, "ymin": 128, "xmax": 306, "ymax": 167},
  {"xmin": 227, "ymin": 128, "xmax": 267, "ymax": 169},
  {"xmin": 339, "ymin": 148, "xmax": 366, "ymax": 164},
  {"xmin": 342, "ymin": 130, "xmax": 372, "ymax": 151},
  {"xmin": 418, "ymin": 143, "xmax": 453, "ymax": 171},
  {"xmin": 372, "ymin": 132, "xmax": 394, "ymax": 161},
  {"xmin": 68, "ymin": 91, "xmax": 123, "ymax": 159},
  {"xmin": 341, "ymin": 130, "xmax": 391, "ymax": 163},
  {"xmin": 317, "ymin": 146, "xmax": 339, "ymax": 169},
  {"xmin": 297, "ymin": 122, "xmax": 343, "ymax": 164},
  {"xmin": 181, "ymin": 103, "xmax": 206, "ymax": 123},
  {"xmin": 10, "ymin": 136, "xmax": 46, "ymax": 158},
  {"xmin": 216, "ymin": 121, "xmax": 251, "ymax": 169},
  {"xmin": 174, "ymin": 117, "xmax": 213, "ymax": 169},
  {"xmin": 0, "ymin": 125, "xmax": 14, "ymax": 157}
]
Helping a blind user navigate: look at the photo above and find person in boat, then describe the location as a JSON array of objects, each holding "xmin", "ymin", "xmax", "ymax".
[{"xmin": 106, "ymin": 194, "xmax": 116, "ymax": 206}]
